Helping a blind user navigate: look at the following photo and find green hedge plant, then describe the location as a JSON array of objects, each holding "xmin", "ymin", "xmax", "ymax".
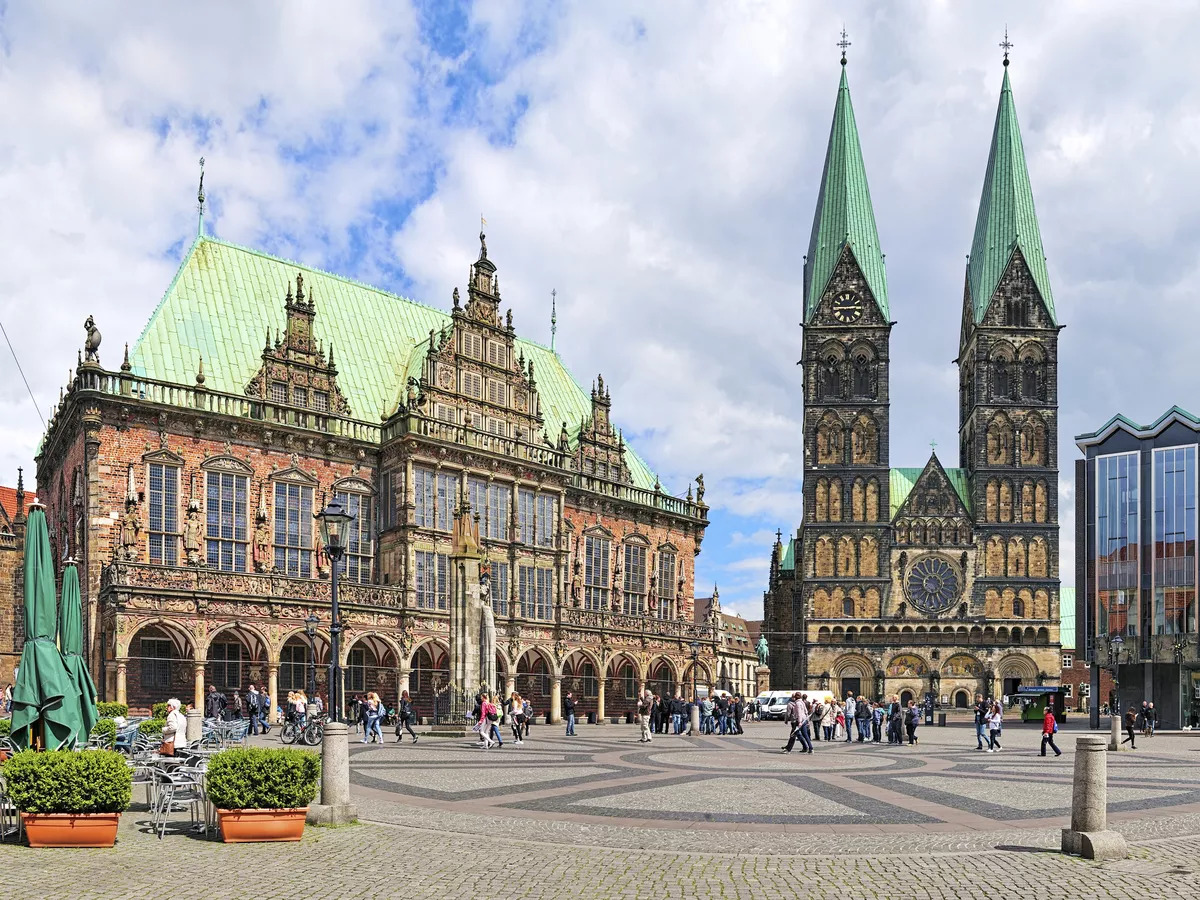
[
  {"xmin": 90, "ymin": 718, "xmax": 118, "ymax": 746},
  {"xmin": 0, "ymin": 719, "xmax": 10, "ymax": 738},
  {"xmin": 97, "ymin": 702, "xmax": 128, "ymax": 719},
  {"xmin": 2, "ymin": 750, "xmax": 132, "ymax": 814},
  {"xmin": 138, "ymin": 718, "xmax": 166, "ymax": 739},
  {"xmin": 151, "ymin": 702, "xmax": 169, "ymax": 719},
  {"xmin": 205, "ymin": 748, "xmax": 320, "ymax": 811}
]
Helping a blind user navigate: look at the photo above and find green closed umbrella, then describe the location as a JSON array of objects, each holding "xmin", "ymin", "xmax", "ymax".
[
  {"xmin": 10, "ymin": 506, "xmax": 78, "ymax": 750},
  {"xmin": 59, "ymin": 563, "xmax": 97, "ymax": 745}
]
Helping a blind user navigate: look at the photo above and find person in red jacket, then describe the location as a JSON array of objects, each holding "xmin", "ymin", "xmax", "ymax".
[{"xmin": 1040, "ymin": 707, "xmax": 1062, "ymax": 757}]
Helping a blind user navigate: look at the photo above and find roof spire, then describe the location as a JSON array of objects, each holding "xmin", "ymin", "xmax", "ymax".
[
  {"xmin": 1000, "ymin": 26, "xmax": 1013, "ymax": 67},
  {"xmin": 550, "ymin": 288, "xmax": 557, "ymax": 352},
  {"xmin": 196, "ymin": 157, "xmax": 206, "ymax": 236},
  {"xmin": 837, "ymin": 26, "xmax": 851, "ymax": 66},
  {"xmin": 966, "ymin": 59, "xmax": 1056, "ymax": 324},
  {"xmin": 803, "ymin": 53, "xmax": 889, "ymax": 323}
]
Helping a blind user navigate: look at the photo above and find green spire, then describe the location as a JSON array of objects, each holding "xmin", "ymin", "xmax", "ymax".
[
  {"xmin": 967, "ymin": 67, "xmax": 1056, "ymax": 324},
  {"xmin": 804, "ymin": 65, "xmax": 889, "ymax": 323}
]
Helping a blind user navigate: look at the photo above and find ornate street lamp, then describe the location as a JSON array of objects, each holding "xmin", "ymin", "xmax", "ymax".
[
  {"xmin": 304, "ymin": 614, "xmax": 319, "ymax": 705},
  {"xmin": 1109, "ymin": 632, "xmax": 1124, "ymax": 715},
  {"xmin": 689, "ymin": 641, "xmax": 700, "ymax": 698},
  {"xmin": 316, "ymin": 496, "xmax": 355, "ymax": 723},
  {"xmin": 688, "ymin": 640, "xmax": 701, "ymax": 734}
]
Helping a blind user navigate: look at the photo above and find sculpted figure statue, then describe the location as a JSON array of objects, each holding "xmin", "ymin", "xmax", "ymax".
[
  {"xmin": 755, "ymin": 635, "xmax": 769, "ymax": 667},
  {"xmin": 251, "ymin": 508, "xmax": 272, "ymax": 574},
  {"xmin": 118, "ymin": 497, "xmax": 141, "ymax": 561},
  {"xmin": 182, "ymin": 499, "xmax": 203, "ymax": 566}
]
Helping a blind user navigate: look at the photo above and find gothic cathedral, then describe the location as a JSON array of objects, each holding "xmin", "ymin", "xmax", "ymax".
[{"xmin": 763, "ymin": 56, "xmax": 1062, "ymax": 705}]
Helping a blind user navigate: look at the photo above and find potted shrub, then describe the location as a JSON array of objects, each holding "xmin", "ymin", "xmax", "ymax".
[
  {"xmin": 2, "ymin": 750, "xmax": 132, "ymax": 847},
  {"xmin": 205, "ymin": 747, "xmax": 320, "ymax": 842}
]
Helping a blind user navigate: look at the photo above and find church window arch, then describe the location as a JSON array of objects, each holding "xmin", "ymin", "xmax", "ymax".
[
  {"xmin": 993, "ymin": 357, "xmax": 1012, "ymax": 400},
  {"xmin": 986, "ymin": 414, "xmax": 1013, "ymax": 466},
  {"xmin": 851, "ymin": 347, "xmax": 875, "ymax": 398},
  {"xmin": 829, "ymin": 478, "xmax": 843, "ymax": 522},
  {"xmin": 818, "ymin": 345, "xmax": 844, "ymax": 400},
  {"xmin": 852, "ymin": 479, "xmax": 866, "ymax": 522},
  {"xmin": 866, "ymin": 478, "xmax": 879, "ymax": 522},
  {"xmin": 985, "ymin": 536, "xmax": 1005, "ymax": 577},
  {"xmin": 837, "ymin": 536, "xmax": 856, "ymax": 578},
  {"xmin": 1028, "ymin": 537, "xmax": 1048, "ymax": 578},
  {"xmin": 815, "ymin": 537, "xmax": 834, "ymax": 578},
  {"xmin": 986, "ymin": 479, "xmax": 999, "ymax": 523},
  {"xmin": 896, "ymin": 520, "xmax": 909, "ymax": 544},
  {"xmin": 1035, "ymin": 480, "xmax": 1048, "ymax": 523},
  {"xmin": 999, "ymin": 480, "xmax": 1013, "ymax": 523},
  {"xmin": 912, "ymin": 520, "xmax": 925, "ymax": 544},
  {"xmin": 1021, "ymin": 415, "xmax": 1048, "ymax": 467},
  {"xmin": 1007, "ymin": 536, "xmax": 1026, "ymax": 577},
  {"xmin": 957, "ymin": 522, "xmax": 971, "ymax": 544},
  {"xmin": 1021, "ymin": 480, "xmax": 1035, "ymax": 523},
  {"xmin": 815, "ymin": 479, "xmax": 829, "ymax": 522},
  {"xmin": 859, "ymin": 535, "xmax": 878, "ymax": 577},
  {"xmin": 851, "ymin": 414, "xmax": 878, "ymax": 465},
  {"xmin": 1013, "ymin": 596, "xmax": 1025, "ymax": 618},
  {"xmin": 817, "ymin": 414, "xmax": 844, "ymax": 465},
  {"xmin": 842, "ymin": 597, "xmax": 854, "ymax": 617}
]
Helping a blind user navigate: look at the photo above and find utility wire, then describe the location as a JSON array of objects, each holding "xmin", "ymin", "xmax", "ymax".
[{"xmin": 0, "ymin": 317, "xmax": 46, "ymax": 429}]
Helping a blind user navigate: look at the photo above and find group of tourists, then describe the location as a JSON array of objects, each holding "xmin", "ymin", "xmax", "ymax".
[
  {"xmin": 631, "ymin": 692, "xmax": 748, "ymax": 741},
  {"xmin": 781, "ymin": 692, "xmax": 925, "ymax": 753},
  {"xmin": 470, "ymin": 690, "xmax": 534, "ymax": 749},
  {"xmin": 203, "ymin": 683, "xmax": 273, "ymax": 734}
]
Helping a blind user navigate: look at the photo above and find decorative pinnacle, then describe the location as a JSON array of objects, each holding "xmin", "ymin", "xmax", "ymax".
[
  {"xmin": 837, "ymin": 26, "xmax": 851, "ymax": 65},
  {"xmin": 1000, "ymin": 27, "xmax": 1013, "ymax": 66},
  {"xmin": 550, "ymin": 288, "xmax": 557, "ymax": 352},
  {"xmin": 195, "ymin": 355, "xmax": 205, "ymax": 386},
  {"xmin": 120, "ymin": 342, "xmax": 131, "ymax": 373},
  {"xmin": 197, "ymin": 157, "xmax": 206, "ymax": 235}
]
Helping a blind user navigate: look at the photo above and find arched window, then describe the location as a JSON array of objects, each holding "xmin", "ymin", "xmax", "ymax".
[
  {"xmin": 837, "ymin": 536, "xmax": 856, "ymax": 578},
  {"xmin": 815, "ymin": 479, "xmax": 829, "ymax": 522},
  {"xmin": 1021, "ymin": 357, "xmax": 1040, "ymax": 399},
  {"xmin": 1021, "ymin": 416, "xmax": 1047, "ymax": 467},
  {"xmin": 851, "ymin": 353, "xmax": 873, "ymax": 397},
  {"xmin": 852, "ymin": 479, "xmax": 866, "ymax": 522},
  {"xmin": 986, "ymin": 414, "xmax": 1013, "ymax": 465},
  {"xmin": 1006, "ymin": 298, "xmax": 1025, "ymax": 327},
  {"xmin": 819, "ymin": 355, "xmax": 841, "ymax": 399},
  {"xmin": 842, "ymin": 597, "xmax": 854, "ymax": 617},
  {"xmin": 817, "ymin": 415, "xmax": 844, "ymax": 465},
  {"xmin": 829, "ymin": 478, "xmax": 843, "ymax": 522},
  {"xmin": 866, "ymin": 479, "xmax": 879, "ymax": 522},
  {"xmin": 851, "ymin": 415, "xmax": 878, "ymax": 465},
  {"xmin": 1013, "ymin": 597, "xmax": 1025, "ymax": 618},
  {"xmin": 993, "ymin": 359, "xmax": 1011, "ymax": 400}
]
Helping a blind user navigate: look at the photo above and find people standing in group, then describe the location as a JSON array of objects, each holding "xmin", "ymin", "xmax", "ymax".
[
  {"xmin": 1121, "ymin": 706, "xmax": 1137, "ymax": 749},
  {"xmin": 230, "ymin": 690, "xmax": 244, "ymax": 720},
  {"xmin": 871, "ymin": 701, "xmax": 883, "ymax": 743},
  {"xmin": 637, "ymin": 690, "xmax": 654, "ymax": 743},
  {"xmin": 986, "ymin": 701, "xmax": 1003, "ymax": 752},
  {"xmin": 361, "ymin": 691, "xmax": 384, "ymax": 744},
  {"xmin": 904, "ymin": 700, "xmax": 920, "ymax": 745},
  {"xmin": 246, "ymin": 683, "xmax": 264, "ymax": 735},
  {"xmin": 395, "ymin": 690, "xmax": 419, "ymax": 744},
  {"xmin": 811, "ymin": 697, "xmax": 825, "ymax": 741},
  {"xmin": 843, "ymin": 693, "xmax": 856, "ymax": 743},
  {"xmin": 670, "ymin": 694, "xmax": 685, "ymax": 734},
  {"xmin": 855, "ymin": 695, "xmax": 870, "ymax": 742},
  {"xmin": 204, "ymin": 683, "xmax": 227, "ymax": 720},
  {"xmin": 700, "ymin": 695, "xmax": 715, "ymax": 734},
  {"xmin": 563, "ymin": 691, "xmax": 577, "ymax": 736},
  {"xmin": 1040, "ymin": 706, "xmax": 1062, "ymax": 757},
  {"xmin": 649, "ymin": 693, "xmax": 663, "ymax": 735}
]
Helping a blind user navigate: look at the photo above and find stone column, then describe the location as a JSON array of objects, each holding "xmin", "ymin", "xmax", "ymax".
[
  {"xmin": 550, "ymin": 677, "xmax": 562, "ymax": 724},
  {"xmin": 504, "ymin": 673, "xmax": 515, "ymax": 702},
  {"xmin": 1061, "ymin": 735, "xmax": 1128, "ymax": 860},
  {"xmin": 115, "ymin": 661, "xmax": 128, "ymax": 707},
  {"xmin": 192, "ymin": 662, "xmax": 205, "ymax": 712},
  {"xmin": 596, "ymin": 678, "xmax": 606, "ymax": 723},
  {"xmin": 185, "ymin": 708, "xmax": 203, "ymax": 744},
  {"xmin": 307, "ymin": 721, "xmax": 359, "ymax": 826},
  {"xmin": 398, "ymin": 664, "xmax": 411, "ymax": 704},
  {"xmin": 267, "ymin": 665, "xmax": 279, "ymax": 724}
]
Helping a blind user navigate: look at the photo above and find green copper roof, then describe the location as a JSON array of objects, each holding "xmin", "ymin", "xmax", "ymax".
[
  {"xmin": 803, "ymin": 66, "xmax": 889, "ymax": 323},
  {"xmin": 780, "ymin": 538, "xmax": 796, "ymax": 573},
  {"xmin": 1060, "ymin": 587, "xmax": 1075, "ymax": 651},
  {"xmin": 131, "ymin": 235, "xmax": 657, "ymax": 489},
  {"xmin": 967, "ymin": 68, "xmax": 1056, "ymax": 324},
  {"xmin": 888, "ymin": 465, "xmax": 972, "ymax": 519}
]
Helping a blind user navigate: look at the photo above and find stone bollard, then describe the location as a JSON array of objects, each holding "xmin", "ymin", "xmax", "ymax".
[
  {"xmin": 1061, "ymin": 735, "xmax": 1127, "ymax": 860},
  {"xmin": 689, "ymin": 703, "xmax": 700, "ymax": 735},
  {"xmin": 185, "ymin": 709, "xmax": 203, "ymax": 745},
  {"xmin": 306, "ymin": 721, "xmax": 358, "ymax": 826}
]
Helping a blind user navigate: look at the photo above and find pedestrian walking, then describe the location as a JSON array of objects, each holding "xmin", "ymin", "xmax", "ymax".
[
  {"xmin": 811, "ymin": 697, "xmax": 824, "ymax": 741},
  {"xmin": 855, "ymin": 695, "xmax": 870, "ymax": 742},
  {"xmin": 637, "ymin": 690, "xmax": 654, "ymax": 743},
  {"xmin": 1040, "ymin": 706, "xmax": 1061, "ymax": 757},
  {"xmin": 395, "ymin": 689, "xmax": 419, "ymax": 743},
  {"xmin": 160, "ymin": 698, "xmax": 186, "ymax": 757},
  {"xmin": 361, "ymin": 691, "xmax": 384, "ymax": 744},
  {"xmin": 486, "ymin": 693, "xmax": 504, "ymax": 747},
  {"xmin": 564, "ymin": 691, "xmax": 577, "ymax": 736},
  {"xmin": 231, "ymin": 690, "xmax": 244, "ymax": 720},
  {"xmin": 247, "ymin": 683, "xmax": 264, "ymax": 735},
  {"xmin": 1121, "ymin": 707, "xmax": 1137, "ymax": 749},
  {"xmin": 973, "ymin": 693, "xmax": 988, "ymax": 750},
  {"xmin": 986, "ymin": 701, "xmax": 1003, "ymax": 752},
  {"xmin": 507, "ymin": 692, "xmax": 525, "ymax": 745},
  {"xmin": 781, "ymin": 692, "xmax": 813, "ymax": 753},
  {"xmin": 1147, "ymin": 702, "xmax": 1157, "ymax": 737},
  {"xmin": 732, "ymin": 694, "xmax": 745, "ymax": 735},
  {"xmin": 204, "ymin": 684, "xmax": 226, "ymax": 720},
  {"xmin": 905, "ymin": 700, "xmax": 920, "ymax": 745},
  {"xmin": 521, "ymin": 696, "xmax": 532, "ymax": 738}
]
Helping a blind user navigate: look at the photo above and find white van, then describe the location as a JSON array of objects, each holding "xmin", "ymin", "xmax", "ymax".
[{"xmin": 755, "ymin": 691, "xmax": 792, "ymax": 720}]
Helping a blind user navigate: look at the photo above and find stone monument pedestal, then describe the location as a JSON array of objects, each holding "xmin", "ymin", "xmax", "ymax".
[
  {"xmin": 307, "ymin": 722, "xmax": 358, "ymax": 826},
  {"xmin": 755, "ymin": 666, "xmax": 771, "ymax": 695}
]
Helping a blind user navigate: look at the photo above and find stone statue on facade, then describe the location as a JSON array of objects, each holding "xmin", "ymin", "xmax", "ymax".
[
  {"xmin": 755, "ymin": 635, "xmax": 769, "ymax": 667},
  {"xmin": 479, "ymin": 569, "xmax": 497, "ymax": 692},
  {"xmin": 116, "ymin": 496, "xmax": 141, "ymax": 561},
  {"xmin": 570, "ymin": 559, "xmax": 583, "ymax": 607},
  {"xmin": 182, "ymin": 498, "xmax": 204, "ymax": 566},
  {"xmin": 695, "ymin": 473, "xmax": 705, "ymax": 505},
  {"xmin": 83, "ymin": 315, "xmax": 102, "ymax": 364},
  {"xmin": 251, "ymin": 508, "xmax": 272, "ymax": 574}
]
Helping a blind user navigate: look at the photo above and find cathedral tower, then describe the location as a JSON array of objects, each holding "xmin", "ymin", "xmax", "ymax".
[
  {"xmin": 793, "ymin": 57, "xmax": 892, "ymax": 691},
  {"xmin": 958, "ymin": 60, "xmax": 1061, "ymax": 681}
]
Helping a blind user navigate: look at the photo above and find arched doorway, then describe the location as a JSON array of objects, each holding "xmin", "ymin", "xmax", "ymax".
[
  {"xmin": 515, "ymin": 649, "xmax": 553, "ymax": 718},
  {"xmin": 411, "ymin": 642, "xmax": 449, "ymax": 717},
  {"xmin": 900, "ymin": 689, "xmax": 915, "ymax": 707},
  {"xmin": 205, "ymin": 625, "xmax": 270, "ymax": 718},
  {"xmin": 647, "ymin": 659, "xmax": 675, "ymax": 699},
  {"xmin": 954, "ymin": 690, "xmax": 969, "ymax": 709},
  {"xmin": 125, "ymin": 622, "xmax": 194, "ymax": 712}
]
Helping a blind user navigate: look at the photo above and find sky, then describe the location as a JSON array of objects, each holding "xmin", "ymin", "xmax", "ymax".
[{"xmin": 0, "ymin": 1, "xmax": 1197, "ymax": 620}]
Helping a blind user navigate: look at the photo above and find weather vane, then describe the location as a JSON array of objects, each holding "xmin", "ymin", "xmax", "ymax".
[
  {"xmin": 838, "ymin": 27, "xmax": 851, "ymax": 65},
  {"xmin": 1000, "ymin": 26, "xmax": 1013, "ymax": 66},
  {"xmin": 197, "ymin": 157, "xmax": 206, "ymax": 236}
]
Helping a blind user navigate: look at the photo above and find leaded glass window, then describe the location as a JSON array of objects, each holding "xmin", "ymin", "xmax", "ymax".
[
  {"xmin": 274, "ymin": 482, "xmax": 313, "ymax": 578},
  {"xmin": 584, "ymin": 536, "xmax": 610, "ymax": 611},
  {"xmin": 147, "ymin": 463, "xmax": 179, "ymax": 565},
  {"xmin": 206, "ymin": 471, "xmax": 248, "ymax": 572}
]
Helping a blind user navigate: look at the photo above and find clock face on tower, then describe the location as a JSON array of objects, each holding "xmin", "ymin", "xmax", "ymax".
[{"xmin": 831, "ymin": 290, "xmax": 864, "ymax": 324}]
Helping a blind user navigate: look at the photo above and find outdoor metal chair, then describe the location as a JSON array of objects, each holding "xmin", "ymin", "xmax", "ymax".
[
  {"xmin": 0, "ymin": 773, "xmax": 22, "ymax": 844},
  {"xmin": 150, "ymin": 768, "xmax": 205, "ymax": 839}
]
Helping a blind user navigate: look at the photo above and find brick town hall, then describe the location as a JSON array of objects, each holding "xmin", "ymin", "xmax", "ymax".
[
  {"xmin": 763, "ymin": 55, "xmax": 1063, "ymax": 706},
  {"xmin": 29, "ymin": 215, "xmax": 763, "ymax": 718}
]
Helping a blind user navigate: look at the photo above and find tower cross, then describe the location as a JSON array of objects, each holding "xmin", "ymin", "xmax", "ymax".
[
  {"xmin": 1000, "ymin": 27, "xmax": 1013, "ymax": 66},
  {"xmin": 551, "ymin": 288, "xmax": 557, "ymax": 352},
  {"xmin": 837, "ymin": 27, "xmax": 851, "ymax": 65}
]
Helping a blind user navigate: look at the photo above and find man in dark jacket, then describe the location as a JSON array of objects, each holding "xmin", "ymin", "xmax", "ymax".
[
  {"xmin": 563, "ymin": 692, "xmax": 577, "ymax": 736},
  {"xmin": 732, "ymin": 695, "xmax": 744, "ymax": 735},
  {"xmin": 974, "ymin": 694, "xmax": 988, "ymax": 750},
  {"xmin": 670, "ymin": 694, "xmax": 685, "ymax": 734},
  {"xmin": 204, "ymin": 684, "xmax": 226, "ymax": 720}
]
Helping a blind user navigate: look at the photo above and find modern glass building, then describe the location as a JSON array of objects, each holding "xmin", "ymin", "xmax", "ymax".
[{"xmin": 1076, "ymin": 407, "xmax": 1200, "ymax": 729}]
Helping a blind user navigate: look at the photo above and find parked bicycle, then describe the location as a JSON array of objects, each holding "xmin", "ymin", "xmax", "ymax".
[{"xmin": 280, "ymin": 713, "xmax": 324, "ymax": 746}]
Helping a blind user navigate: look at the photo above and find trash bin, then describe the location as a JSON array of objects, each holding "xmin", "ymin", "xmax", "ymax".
[
  {"xmin": 938, "ymin": 712, "xmax": 947, "ymax": 727},
  {"xmin": 924, "ymin": 708, "xmax": 934, "ymax": 726},
  {"xmin": 587, "ymin": 712, "xmax": 597, "ymax": 725}
]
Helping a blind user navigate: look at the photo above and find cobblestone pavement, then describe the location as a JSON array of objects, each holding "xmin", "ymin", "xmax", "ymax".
[{"xmin": 2, "ymin": 721, "xmax": 1199, "ymax": 898}]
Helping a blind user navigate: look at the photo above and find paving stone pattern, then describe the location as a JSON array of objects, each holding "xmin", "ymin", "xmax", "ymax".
[{"xmin": 3, "ymin": 722, "xmax": 1200, "ymax": 898}]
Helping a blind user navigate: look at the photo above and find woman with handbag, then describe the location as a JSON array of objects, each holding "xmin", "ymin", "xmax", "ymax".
[
  {"xmin": 395, "ymin": 690, "xmax": 419, "ymax": 743},
  {"xmin": 161, "ymin": 698, "xmax": 187, "ymax": 757},
  {"xmin": 509, "ymin": 691, "xmax": 526, "ymax": 745}
]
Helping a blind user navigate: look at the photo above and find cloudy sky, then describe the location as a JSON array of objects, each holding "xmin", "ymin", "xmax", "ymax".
[{"xmin": 0, "ymin": 1, "xmax": 1195, "ymax": 618}]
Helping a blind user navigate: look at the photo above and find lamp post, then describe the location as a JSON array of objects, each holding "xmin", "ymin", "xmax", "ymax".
[
  {"xmin": 1109, "ymin": 632, "xmax": 1124, "ymax": 717},
  {"xmin": 316, "ymin": 496, "xmax": 355, "ymax": 723},
  {"xmin": 689, "ymin": 641, "xmax": 700, "ymax": 734},
  {"xmin": 304, "ymin": 614, "xmax": 319, "ymax": 706}
]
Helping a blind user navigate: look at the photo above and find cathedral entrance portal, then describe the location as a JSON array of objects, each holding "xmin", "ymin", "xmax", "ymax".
[{"xmin": 840, "ymin": 677, "xmax": 861, "ymax": 699}]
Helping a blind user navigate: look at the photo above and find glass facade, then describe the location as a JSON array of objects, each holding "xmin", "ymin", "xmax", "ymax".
[
  {"xmin": 1153, "ymin": 446, "xmax": 1197, "ymax": 635},
  {"xmin": 1095, "ymin": 452, "xmax": 1138, "ymax": 641}
]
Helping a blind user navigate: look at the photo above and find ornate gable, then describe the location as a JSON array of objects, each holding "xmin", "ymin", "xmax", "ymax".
[
  {"xmin": 894, "ymin": 454, "xmax": 969, "ymax": 520},
  {"xmin": 244, "ymin": 273, "xmax": 351, "ymax": 417},
  {"xmin": 574, "ymin": 374, "xmax": 631, "ymax": 484}
]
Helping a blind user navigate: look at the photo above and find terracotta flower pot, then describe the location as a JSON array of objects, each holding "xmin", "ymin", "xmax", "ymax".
[
  {"xmin": 216, "ymin": 807, "xmax": 308, "ymax": 842},
  {"xmin": 21, "ymin": 812, "xmax": 121, "ymax": 848}
]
